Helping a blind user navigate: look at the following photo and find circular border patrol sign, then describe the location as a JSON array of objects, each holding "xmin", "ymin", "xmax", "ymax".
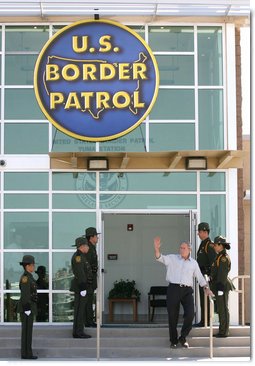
[{"xmin": 34, "ymin": 19, "xmax": 159, "ymax": 142}]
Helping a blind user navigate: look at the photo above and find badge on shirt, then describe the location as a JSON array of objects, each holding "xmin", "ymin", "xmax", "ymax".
[
  {"xmin": 221, "ymin": 257, "xmax": 227, "ymax": 262},
  {"xmin": 75, "ymin": 256, "xmax": 81, "ymax": 263},
  {"xmin": 21, "ymin": 276, "xmax": 28, "ymax": 284}
]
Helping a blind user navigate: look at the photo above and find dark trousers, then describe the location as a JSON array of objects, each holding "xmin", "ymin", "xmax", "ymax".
[
  {"xmin": 199, "ymin": 285, "xmax": 210, "ymax": 325},
  {"xmin": 84, "ymin": 291, "xmax": 94, "ymax": 326},
  {"xmin": 20, "ymin": 312, "xmax": 34, "ymax": 358},
  {"xmin": 167, "ymin": 283, "xmax": 194, "ymax": 344},
  {"xmin": 215, "ymin": 291, "xmax": 230, "ymax": 335},
  {"xmin": 73, "ymin": 292, "xmax": 88, "ymax": 336}
]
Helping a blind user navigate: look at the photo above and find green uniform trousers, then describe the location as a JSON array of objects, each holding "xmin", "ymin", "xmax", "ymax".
[
  {"xmin": 84, "ymin": 291, "xmax": 94, "ymax": 326},
  {"xmin": 20, "ymin": 312, "xmax": 34, "ymax": 358},
  {"xmin": 73, "ymin": 292, "xmax": 88, "ymax": 336},
  {"xmin": 215, "ymin": 291, "xmax": 230, "ymax": 336}
]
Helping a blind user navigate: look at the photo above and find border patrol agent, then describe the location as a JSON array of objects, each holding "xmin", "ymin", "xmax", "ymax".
[
  {"xmin": 17, "ymin": 255, "xmax": 38, "ymax": 360},
  {"xmin": 70, "ymin": 236, "xmax": 93, "ymax": 338},
  {"xmin": 211, "ymin": 236, "xmax": 234, "ymax": 337},
  {"xmin": 194, "ymin": 222, "xmax": 216, "ymax": 327},
  {"xmin": 84, "ymin": 227, "xmax": 100, "ymax": 328}
]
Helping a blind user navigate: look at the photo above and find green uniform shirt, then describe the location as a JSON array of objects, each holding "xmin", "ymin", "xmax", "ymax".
[
  {"xmin": 70, "ymin": 250, "xmax": 93, "ymax": 294},
  {"xmin": 86, "ymin": 242, "xmax": 98, "ymax": 290},
  {"xmin": 211, "ymin": 249, "xmax": 232, "ymax": 292},
  {"xmin": 196, "ymin": 237, "xmax": 216, "ymax": 275},
  {"xmin": 17, "ymin": 271, "xmax": 38, "ymax": 315}
]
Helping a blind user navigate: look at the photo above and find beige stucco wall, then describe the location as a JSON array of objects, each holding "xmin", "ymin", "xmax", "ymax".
[{"xmin": 243, "ymin": 136, "xmax": 250, "ymax": 324}]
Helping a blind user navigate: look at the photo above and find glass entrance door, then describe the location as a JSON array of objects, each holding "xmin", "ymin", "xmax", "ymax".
[{"xmin": 100, "ymin": 212, "xmax": 196, "ymax": 325}]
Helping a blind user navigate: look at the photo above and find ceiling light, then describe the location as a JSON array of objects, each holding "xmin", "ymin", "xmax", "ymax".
[
  {"xmin": 87, "ymin": 157, "xmax": 109, "ymax": 171},
  {"xmin": 185, "ymin": 157, "xmax": 207, "ymax": 170}
]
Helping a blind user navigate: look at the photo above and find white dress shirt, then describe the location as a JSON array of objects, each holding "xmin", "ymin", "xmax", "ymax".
[{"xmin": 157, "ymin": 253, "xmax": 207, "ymax": 288}]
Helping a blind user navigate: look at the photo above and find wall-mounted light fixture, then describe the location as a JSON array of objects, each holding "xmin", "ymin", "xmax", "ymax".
[
  {"xmin": 185, "ymin": 157, "xmax": 207, "ymax": 170},
  {"xmin": 87, "ymin": 157, "xmax": 109, "ymax": 171}
]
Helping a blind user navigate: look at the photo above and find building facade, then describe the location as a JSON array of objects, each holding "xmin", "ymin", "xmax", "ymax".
[{"xmin": 0, "ymin": 1, "xmax": 250, "ymax": 325}]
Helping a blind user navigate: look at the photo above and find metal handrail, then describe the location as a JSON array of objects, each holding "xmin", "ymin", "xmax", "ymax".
[
  {"xmin": 204, "ymin": 274, "xmax": 214, "ymax": 358},
  {"xmin": 231, "ymin": 274, "xmax": 250, "ymax": 326},
  {"xmin": 203, "ymin": 274, "xmax": 250, "ymax": 359},
  {"xmin": 208, "ymin": 294, "xmax": 214, "ymax": 358}
]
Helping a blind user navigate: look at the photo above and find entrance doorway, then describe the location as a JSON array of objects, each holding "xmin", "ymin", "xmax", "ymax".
[{"xmin": 101, "ymin": 212, "xmax": 196, "ymax": 324}]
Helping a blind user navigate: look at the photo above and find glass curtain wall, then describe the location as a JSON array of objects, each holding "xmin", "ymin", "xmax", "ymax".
[{"xmin": 0, "ymin": 23, "xmax": 226, "ymax": 323}]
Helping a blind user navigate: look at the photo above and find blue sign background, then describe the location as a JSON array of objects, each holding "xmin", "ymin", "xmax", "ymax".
[{"xmin": 34, "ymin": 20, "xmax": 159, "ymax": 141}]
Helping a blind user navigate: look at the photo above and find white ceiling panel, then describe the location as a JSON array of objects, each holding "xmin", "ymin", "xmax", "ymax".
[{"xmin": 0, "ymin": 0, "xmax": 250, "ymax": 18}]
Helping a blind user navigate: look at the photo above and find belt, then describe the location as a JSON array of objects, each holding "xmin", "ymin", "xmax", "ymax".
[{"xmin": 169, "ymin": 283, "xmax": 191, "ymax": 288}]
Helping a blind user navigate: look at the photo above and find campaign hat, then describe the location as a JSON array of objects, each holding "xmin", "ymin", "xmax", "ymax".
[
  {"xmin": 19, "ymin": 255, "xmax": 35, "ymax": 265},
  {"xmin": 198, "ymin": 222, "xmax": 210, "ymax": 231},
  {"xmin": 85, "ymin": 227, "xmax": 100, "ymax": 237}
]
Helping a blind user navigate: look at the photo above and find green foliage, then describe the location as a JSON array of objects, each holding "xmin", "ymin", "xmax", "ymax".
[{"xmin": 108, "ymin": 279, "xmax": 141, "ymax": 301}]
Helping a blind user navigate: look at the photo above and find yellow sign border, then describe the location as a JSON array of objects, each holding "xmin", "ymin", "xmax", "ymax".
[{"xmin": 34, "ymin": 19, "xmax": 159, "ymax": 142}]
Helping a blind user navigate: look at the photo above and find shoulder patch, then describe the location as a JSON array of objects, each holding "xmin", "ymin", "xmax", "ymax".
[
  {"xmin": 75, "ymin": 256, "xmax": 81, "ymax": 263},
  {"xmin": 21, "ymin": 276, "xmax": 28, "ymax": 284},
  {"xmin": 221, "ymin": 257, "xmax": 227, "ymax": 262}
]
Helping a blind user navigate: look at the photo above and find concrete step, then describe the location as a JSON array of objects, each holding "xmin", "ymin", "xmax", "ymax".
[
  {"xmin": 0, "ymin": 324, "xmax": 250, "ymax": 337},
  {"xmin": 0, "ymin": 334, "xmax": 250, "ymax": 348},
  {"xmin": 0, "ymin": 325, "xmax": 251, "ymax": 360},
  {"xmin": 1, "ymin": 345, "xmax": 251, "ymax": 359}
]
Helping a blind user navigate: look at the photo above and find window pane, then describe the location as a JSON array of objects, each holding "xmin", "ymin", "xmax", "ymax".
[
  {"xmin": 53, "ymin": 253, "xmax": 73, "ymax": 290},
  {"xmin": 200, "ymin": 194, "xmax": 226, "ymax": 239},
  {"xmin": 51, "ymin": 128, "xmax": 96, "ymax": 152},
  {"xmin": 100, "ymin": 172, "xmax": 196, "ymax": 191},
  {"xmin": 53, "ymin": 193, "xmax": 96, "ymax": 209},
  {"xmin": 129, "ymin": 25, "xmax": 145, "ymax": 39},
  {"xmin": 4, "ymin": 293, "xmax": 20, "ymax": 322},
  {"xmin": 5, "ymin": 26, "xmax": 49, "ymax": 51},
  {"xmin": 5, "ymin": 89, "xmax": 45, "ymax": 119},
  {"xmin": 4, "ymin": 252, "xmax": 48, "ymax": 291},
  {"xmin": 156, "ymin": 55, "xmax": 194, "ymax": 85},
  {"xmin": 198, "ymin": 26, "xmax": 223, "ymax": 86},
  {"xmin": 4, "ymin": 172, "xmax": 49, "ymax": 190},
  {"xmin": 149, "ymin": 26, "xmax": 194, "ymax": 52},
  {"xmin": 100, "ymin": 194, "xmax": 196, "ymax": 209},
  {"xmin": 4, "ymin": 212, "xmax": 49, "ymax": 249},
  {"xmin": 52, "ymin": 25, "xmax": 68, "ymax": 34},
  {"xmin": 199, "ymin": 90, "xmax": 224, "ymax": 150},
  {"xmin": 52, "ymin": 172, "xmax": 96, "ymax": 191},
  {"xmin": 52, "ymin": 212, "xmax": 96, "ymax": 249},
  {"xmin": 5, "ymin": 123, "xmax": 49, "ymax": 154},
  {"xmin": 99, "ymin": 124, "xmax": 146, "ymax": 152},
  {"xmin": 200, "ymin": 172, "xmax": 225, "ymax": 191},
  {"xmin": 5, "ymin": 55, "xmax": 37, "ymax": 85},
  {"xmin": 4, "ymin": 194, "xmax": 48, "ymax": 209},
  {"xmin": 150, "ymin": 123, "xmax": 195, "ymax": 151},
  {"xmin": 150, "ymin": 89, "xmax": 195, "ymax": 120},
  {"xmin": 53, "ymin": 293, "xmax": 74, "ymax": 322}
]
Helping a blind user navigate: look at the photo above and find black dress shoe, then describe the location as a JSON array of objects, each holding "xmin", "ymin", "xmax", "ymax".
[
  {"xmin": 213, "ymin": 333, "xmax": 228, "ymax": 338},
  {"xmin": 193, "ymin": 322, "xmax": 204, "ymax": 327},
  {"xmin": 21, "ymin": 355, "xmax": 38, "ymax": 359},
  {"xmin": 179, "ymin": 337, "xmax": 189, "ymax": 348},
  {"xmin": 86, "ymin": 322, "xmax": 97, "ymax": 328},
  {"xmin": 73, "ymin": 333, "xmax": 91, "ymax": 338}
]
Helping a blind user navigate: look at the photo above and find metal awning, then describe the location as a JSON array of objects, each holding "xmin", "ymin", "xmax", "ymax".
[
  {"xmin": 49, "ymin": 150, "xmax": 243, "ymax": 170},
  {"xmin": 0, "ymin": 0, "xmax": 250, "ymax": 19}
]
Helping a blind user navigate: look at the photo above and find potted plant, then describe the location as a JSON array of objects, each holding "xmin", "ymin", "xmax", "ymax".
[{"xmin": 108, "ymin": 279, "xmax": 141, "ymax": 301}]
